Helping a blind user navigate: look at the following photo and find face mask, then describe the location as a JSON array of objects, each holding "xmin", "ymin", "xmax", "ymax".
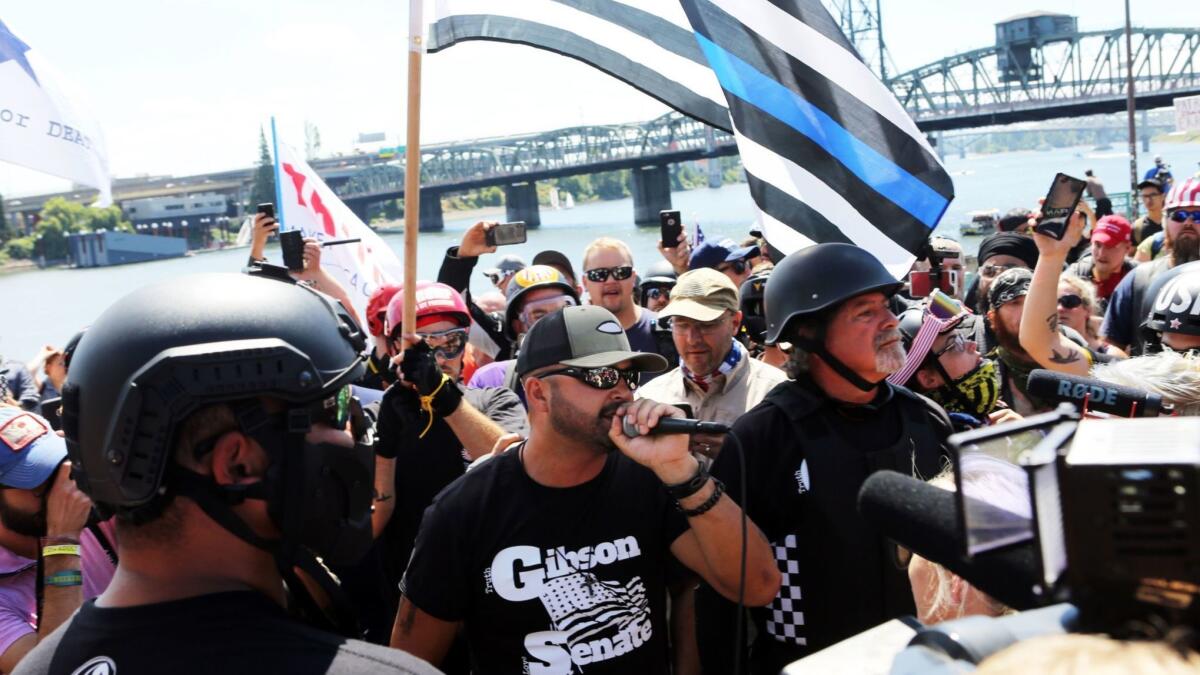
[{"xmin": 926, "ymin": 358, "xmax": 1000, "ymax": 417}]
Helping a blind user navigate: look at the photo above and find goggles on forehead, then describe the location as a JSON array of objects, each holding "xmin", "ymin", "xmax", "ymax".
[{"xmin": 520, "ymin": 295, "xmax": 577, "ymax": 326}]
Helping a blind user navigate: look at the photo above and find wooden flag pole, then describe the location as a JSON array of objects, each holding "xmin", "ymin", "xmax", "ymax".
[{"xmin": 402, "ymin": 0, "xmax": 424, "ymax": 339}]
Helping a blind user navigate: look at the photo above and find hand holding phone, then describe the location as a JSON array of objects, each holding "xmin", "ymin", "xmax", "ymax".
[
  {"xmin": 281, "ymin": 230, "xmax": 305, "ymax": 270},
  {"xmin": 659, "ymin": 210, "xmax": 683, "ymax": 248},
  {"xmin": 486, "ymin": 222, "xmax": 527, "ymax": 247},
  {"xmin": 1033, "ymin": 173, "xmax": 1087, "ymax": 241}
]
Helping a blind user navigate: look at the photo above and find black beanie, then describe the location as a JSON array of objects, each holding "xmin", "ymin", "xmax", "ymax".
[{"xmin": 977, "ymin": 233, "xmax": 1039, "ymax": 269}]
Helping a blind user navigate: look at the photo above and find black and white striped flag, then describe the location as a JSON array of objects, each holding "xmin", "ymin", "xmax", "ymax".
[
  {"xmin": 680, "ymin": 0, "xmax": 954, "ymax": 275},
  {"xmin": 425, "ymin": 0, "xmax": 954, "ymax": 274},
  {"xmin": 427, "ymin": 0, "xmax": 732, "ymax": 133}
]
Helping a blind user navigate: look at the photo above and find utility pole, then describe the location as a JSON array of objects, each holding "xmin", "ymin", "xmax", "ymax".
[{"xmin": 1124, "ymin": 0, "xmax": 1139, "ymax": 217}]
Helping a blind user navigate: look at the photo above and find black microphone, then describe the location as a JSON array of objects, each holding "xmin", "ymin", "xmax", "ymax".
[
  {"xmin": 857, "ymin": 471, "xmax": 1042, "ymax": 611},
  {"xmin": 621, "ymin": 417, "xmax": 731, "ymax": 437},
  {"xmin": 1026, "ymin": 369, "xmax": 1163, "ymax": 417}
]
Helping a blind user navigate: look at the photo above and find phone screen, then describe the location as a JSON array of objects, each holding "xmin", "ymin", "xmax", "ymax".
[
  {"xmin": 955, "ymin": 428, "xmax": 1045, "ymax": 555},
  {"xmin": 660, "ymin": 210, "xmax": 683, "ymax": 248},
  {"xmin": 1035, "ymin": 173, "xmax": 1086, "ymax": 240},
  {"xmin": 489, "ymin": 222, "xmax": 527, "ymax": 246}
]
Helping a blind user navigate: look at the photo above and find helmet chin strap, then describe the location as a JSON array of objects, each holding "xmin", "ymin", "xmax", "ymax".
[{"xmin": 792, "ymin": 335, "xmax": 879, "ymax": 392}]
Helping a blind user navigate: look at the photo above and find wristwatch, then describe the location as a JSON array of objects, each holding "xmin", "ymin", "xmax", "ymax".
[{"xmin": 663, "ymin": 461, "xmax": 709, "ymax": 501}]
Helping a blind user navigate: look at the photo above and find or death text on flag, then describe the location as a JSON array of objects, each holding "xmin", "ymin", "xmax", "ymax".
[
  {"xmin": 426, "ymin": 0, "xmax": 731, "ymax": 132},
  {"xmin": 680, "ymin": 0, "xmax": 954, "ymax": 275},
  {"xmin": 273, "ymin": 139, "xmax": 403, "ymax": 315},
  {"xmin": 0, "ymin": 18, "xmax": 112, "ymax": 205}
]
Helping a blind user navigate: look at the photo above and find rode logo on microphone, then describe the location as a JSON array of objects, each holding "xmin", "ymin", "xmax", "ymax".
[{"xmin": 1056, "ymin": 380, "xmax": 1118, "ymax": 406}]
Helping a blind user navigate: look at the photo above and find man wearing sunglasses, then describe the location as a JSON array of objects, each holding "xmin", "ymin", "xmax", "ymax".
[
  {"xmin": 0, "ymin": 407, "xmax": 115, "ymax": 673},
  {"xmin": 581, "ymin": 239, "xmax": 669, "ymax": 380},
  {"xmin": 693, "ymin": 244, "xmax": 953, "ymax": 674},
  {"xmin": 392, "ymin": 305, "xmax": 780, "ymax": 673},
  {"xmin": 637, "ymin": 269, "xmax": 786, "ymax": 463},
  {"xmin": 688, "ymin": 238, "xmax": 759, "ymax": 289},
  {"xmin": 15, "ymin": 272, "xmax": 438, "ymax": 675},
  {"xmin": 1102, "ymin": 177, "xmax": 1200, "ymax": 356}
]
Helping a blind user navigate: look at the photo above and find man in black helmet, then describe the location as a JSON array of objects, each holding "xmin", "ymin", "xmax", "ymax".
[
  {"xmin": 13, "ymin": 273, "xmax": 437, "ymax": 675},
  {"xmin": 694, "ymin": 243, "xmax": 953, "ymax": 675}
]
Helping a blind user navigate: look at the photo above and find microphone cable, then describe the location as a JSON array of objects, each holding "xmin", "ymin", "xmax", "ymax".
[{"xmin": 723, "ymin": 430, "xmax": 749, "ymax": 675}]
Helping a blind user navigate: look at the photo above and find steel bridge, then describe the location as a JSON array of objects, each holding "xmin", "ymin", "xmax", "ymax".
[
  {"xmin": 888, "ymin": 25, "xmax": 1200, "ymax": 131},
  {"xmin": 332, "ymin": 112, "xmax": 736, "ymax": 228}
]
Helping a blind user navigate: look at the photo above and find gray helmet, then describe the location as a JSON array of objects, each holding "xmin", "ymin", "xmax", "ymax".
[
  {"xmin": 641, "ymin": 260, "xmax": 678, "ymax": 286},
  {"xmin": 63, "ymin": 272, "xmax": 371, "ymax": 563}
]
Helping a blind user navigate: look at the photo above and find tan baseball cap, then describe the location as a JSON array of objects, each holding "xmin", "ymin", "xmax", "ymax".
[{"xmin": 657, "ymin": 268, "xmax": 739, "ymax": 322}]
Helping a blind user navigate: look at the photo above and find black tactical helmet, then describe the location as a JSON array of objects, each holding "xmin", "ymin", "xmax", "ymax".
[
  {"xmin": 63, "ymin": 273, "xmax": 367, "ymax": 513},
  {"xmin": 739, "ymin": 271, "xmax": 771, "ymax": 343},
  {"xmin": 764, "ymin": 243, "xmax": 903, "ymax": 345},
  {"xmin": 1144, "ymin": 262, "xmax": 1200, "ymax": 336}
]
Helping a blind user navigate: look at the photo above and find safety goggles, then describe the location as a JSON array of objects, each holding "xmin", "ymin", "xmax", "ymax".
[
  {"xmin": 415, "ymin": 327, "xmax": 469, "ymax": 359},
  {"xmin": 717, "ymin": 259, "xmax": 749, "ymax": 276},
  {"xmin": 585, "ymin": 266, "xmax": 634, "ymax": 283},
  {"xmin": 1057, "ymin": 294, "xmax": 1084, "ymax": 310},
  {"xmin": 644, "ymin": 287, "xmax": 670, "ymax": 303},
  {"xmin": 484, "ymin": 271, "xmax": 514, "ymax": 285},
  {"xmin": 520, "ymin": 295, "xmax": 577, "ymax": 326},
  {"xmin": 542, "ymin": 366, "xmax": 640, "ymax": 391},
  {"xmin": 1169, "ymin": 209, "xmax": 1200, "ymax": 223}
]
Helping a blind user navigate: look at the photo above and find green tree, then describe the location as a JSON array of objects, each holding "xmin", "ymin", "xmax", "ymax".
[
  {"xmin": 249, "ymin": 127, "xmax": 277, "ymax": 210},
  {"xmin": 0, "ymin": 193, "xmax": 8, "ymax": 244},
  {"xmin": 591, "ymin": 170, "xmax": 630, "ymax": 200}
]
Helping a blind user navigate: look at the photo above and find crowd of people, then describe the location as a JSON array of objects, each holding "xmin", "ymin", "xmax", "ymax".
[{"xmin": 0, "ymin": 171, "xmax": 1198, "ymax": 674}]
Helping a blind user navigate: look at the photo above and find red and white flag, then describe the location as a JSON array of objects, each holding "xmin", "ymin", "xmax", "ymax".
[{"xmin": 274, "ymin": 141, "xmax": 402, "ymax": 315}]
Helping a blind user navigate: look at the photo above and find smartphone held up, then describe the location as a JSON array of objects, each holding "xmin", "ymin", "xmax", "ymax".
[
  {"xmin": 659, "ymin": 210, "xmax": 682, "ymax": 248},
  {"xmin": 486, "ymin": 222, "xmax": 527, "ymax": 247},
  {"xmin": 1034, "ymin": 173, "xmax": 1087, "ymax": 240}
]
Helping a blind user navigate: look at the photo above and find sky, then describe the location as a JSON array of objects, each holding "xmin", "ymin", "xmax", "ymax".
[{"xmin": 2, "ymin": 0, "xmax": 1198, "ymax": 197}]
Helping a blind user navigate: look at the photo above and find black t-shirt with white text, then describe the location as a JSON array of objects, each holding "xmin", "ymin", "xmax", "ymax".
[
  {"xmin": 401, "ymin": 448, "xmax": 689, "ymax": 675},
  {"xmin": 11, "ymin": 591, "xmax": 437, "ymax": 675}
]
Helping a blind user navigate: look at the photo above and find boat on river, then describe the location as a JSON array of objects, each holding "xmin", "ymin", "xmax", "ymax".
[{"xmin": 959, "ymin": 209, "xmax": 1000, "ymax": 236}]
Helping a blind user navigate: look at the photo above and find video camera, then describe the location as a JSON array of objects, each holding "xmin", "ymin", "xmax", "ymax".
[{"xmin": 832, "ymin": 403, "xmax": 1200, "ymax": 672}]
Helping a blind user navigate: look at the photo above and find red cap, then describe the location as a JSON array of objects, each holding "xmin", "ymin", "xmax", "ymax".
[
  {"xmin": 365, "ymin": 284, "xmax": 402, "ymax": 337},
  {"xmin": 1091, "ymin": 215, "xmax": 1132, "ymax": 247},
  {"xmin": 385, "ymin": 281, "xmax": 470, "ymax": 337}
]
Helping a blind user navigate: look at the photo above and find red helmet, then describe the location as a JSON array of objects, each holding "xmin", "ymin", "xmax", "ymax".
[
  {"xmin": 365, "ymin": 284, "xmax": 402, "ymax": 337},
  {"xmin": 385, "ymin": 281, "xmax": 471, "ymax": 336}
]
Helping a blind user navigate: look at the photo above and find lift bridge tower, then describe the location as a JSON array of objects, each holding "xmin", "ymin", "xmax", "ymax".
[{"xmin": 826, "ymin": 0, "xmax": 896, "ymax": 83}]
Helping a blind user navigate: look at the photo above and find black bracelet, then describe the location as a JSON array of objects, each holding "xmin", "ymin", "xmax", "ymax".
[
  {"xmin": 678, "ymin": 478, "xmax": 724, "ymax": 518},
  {"xmin": 663, "ymin": 462, "xmax": 709, "ymax": 501}
]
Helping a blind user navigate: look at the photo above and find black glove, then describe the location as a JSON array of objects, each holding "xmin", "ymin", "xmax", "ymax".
[
  {"xmin": 398, "ymin": 342, "xmax": 462, "ymax": 417},
  {"xmin": 374, "ymin": 384, "xmax": 418, "ymax": 459}
]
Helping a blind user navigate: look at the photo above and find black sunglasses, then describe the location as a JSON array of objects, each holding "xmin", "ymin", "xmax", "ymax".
[
  {"xmin": 1170, "ymin": 209, "xmax": 1199, "ymax": 223},
  {"xmin": 1057, "ymin": 294, "xmax": 1084, "ymax": 310},
  {"xmin": 542, "ymin": 366, "xmax": 639, "ymax": 391},
  {"xmin": 585, "ymin": 266, "xmax": 634, "ymax": 283}
]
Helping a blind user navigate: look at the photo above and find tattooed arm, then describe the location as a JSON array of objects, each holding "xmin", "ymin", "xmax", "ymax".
[{"xmin": 1020, "ymin": 212, "xmax": 1094, "ymax": 376}]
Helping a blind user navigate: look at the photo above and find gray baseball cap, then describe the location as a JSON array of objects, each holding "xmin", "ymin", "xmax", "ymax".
[
  {"xmin": 516, "ymin": 305, "xmax": 668, "ymax": 376},
  {"xmin": 483, "ymin": 254, "xmax": 526, "ymax": 278}
]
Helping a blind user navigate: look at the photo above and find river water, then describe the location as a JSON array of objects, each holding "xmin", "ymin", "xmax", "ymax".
[{"xmin": 2, "ymin": 141, "xmax": 1197, "ymax": 361}]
